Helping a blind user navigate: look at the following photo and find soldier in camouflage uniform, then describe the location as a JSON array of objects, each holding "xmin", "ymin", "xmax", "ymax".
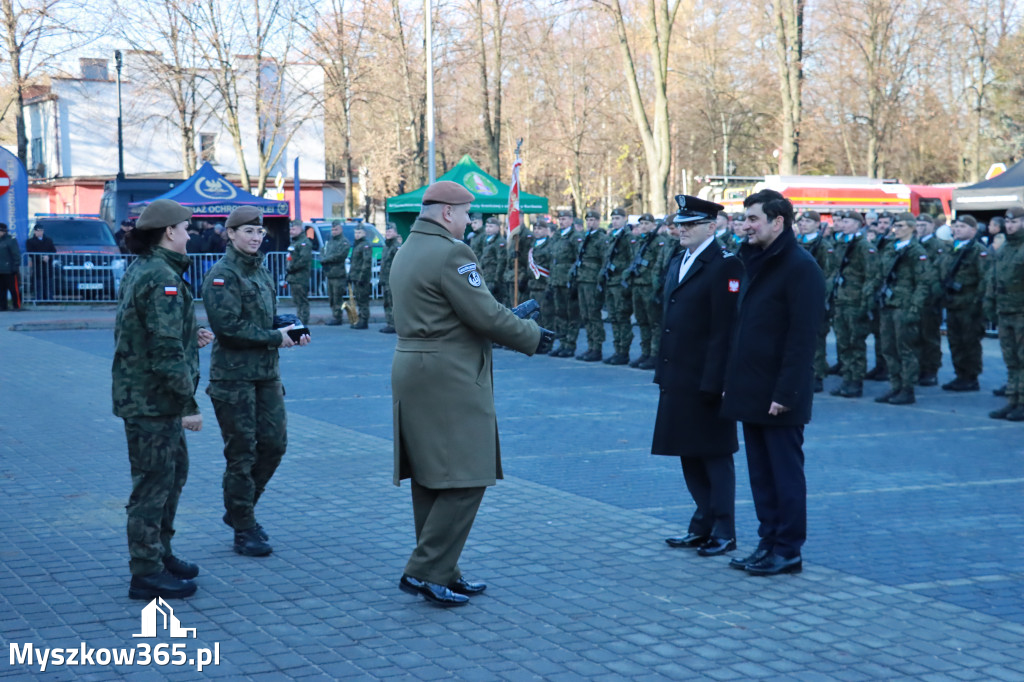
[
  {"xmin": 865, "ymin": 213, "xmax": 893, "ymax": 382},
  {"xmin": 986, "ymin": 206, "xmax": 1024, "ymax": 421},
  {"xmin": 938, "ymin": 215, "xmax": 986, "ymax": 392},
  {"xmin": 320, "ymin": 220, "xmax": 351, "ymax": 326},
  {"xmin": 830, "ymin": 211, "xmax": 876, "ymax": 398},
  {"xmin": 600, "ymin": 208, "xmax": 634, "ymax": 365},
  {"xmin": 549, "ymin": 211, "xmax": 583, "ymax": 356},
  {"xmin": 724, "ymin": 214, "xmax": 746, "ymax": 254},
  {"xmin": 624, "ymin": 214, "xmax": 657, "ymax": 369},
  {"xmin": 380, "ymin": 223, "xmax": 401, "ymax": 333},
  {"xmin": 480, "ymin": 217, "xmax": 507, "ymax": 305},
  {"xmin": 797, "ymin": 211, "xmax": 833, "ymax": 392},
  {"xmin": 504, "ymin": 222, "xmax": 532, "ymax": 307},
  {"xmin": 285, "ymin": 221, "xmax": 313, "ymax": 326},
  {"xmin": 349, "ymin": 225, "xmax": 373, "ymax": 329},
  {"xmin": 572, "ymin": 210, "xmax": 606, "ymax": 361},
  {"xmin": 466, "ymin": 212, "xmax": 486, "ymax": 259},
  {"xmin": 914, "ymin": 214, "xmax": 945, "ymax": 386},
  {"xmin": 203, "ymin": 206, "xmax": 310, "ymax": 557},
  {"xmin": 113, "ymin": 199, "xmax": 205, "ymax": 600},
  {"xmin": 870, "ymin": 212, "xmax": 930, "ymax": 405},
  {"xmin": 649, "ymin": 222, "xmax": 679, "ymax": 366},
  {"xmin": 527, "ymin": 220, "xmax": 554, "ymax": 329}
]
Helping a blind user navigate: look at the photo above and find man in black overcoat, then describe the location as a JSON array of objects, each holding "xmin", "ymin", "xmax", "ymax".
[
  {"xmin": 653, "ymin": 195, "xmax": 744, "ymax": 557},
  {"xmin": 721, "ymin": 189, "xmax": 826, "ymax": 576}
]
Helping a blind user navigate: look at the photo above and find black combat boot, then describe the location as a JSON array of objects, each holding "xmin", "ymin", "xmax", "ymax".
[
  {"xmin": 162, "ymin": 555, "xmax": 199, "ymax": 579},
  {"xmin": 874, "ymin": 388, "xmax": 899, "ymax": 403},
  {"xmin": 887, "ymin": 388, "xmax": 916, "ymax": 405},
  {"xmin": 379, "ymin": 325, "xmax": 396, "ymax": 334},
  {"xmin": 1006, "ymin": 405, "xmax": 1024, "ymax": 422},
  {"xmin": 993, "ymin": 384, "xmax": 1007, "ymax": 397},
  {"xmin": 351, "ymin": 320, "xmax": 368, "ymax": 330},
  {"xmin": 813, "ymin": 377, "xmax": 824, "ymax": 393},
  {"xmin": 828, "ymin": 362, "xmax": 842, "ymax": 376},
  {"xmin": 222, "ymin": 512, "xmax": 269, "ymax": 540},
  {"xmin": 918, "ymin": 373, "xmax": 938, "ymax": 387},
  {"xmin": 629, "ymin": 354, "xmax": 649, "ymax": 368},
  {"xmin": 830, "ymin": 381, "xmax": 863, "ymax": 398},
  {"xmin": 604, "ymin": 353, "xmax": 629, "ymax": 365},
  {"xmin": 638, "ymin": 356, "xmax": 657, "ymax": 370},
  {"xmin": 234, "ymin": 527, "xmax": 273, "ymax": 556},
  {"xmin": 989, "ymin": 403, "xmax": 1017, "ymax": 420},
  {"xmin": 129, "ymin": 569, "xmax": 196, "ymax": 600}
]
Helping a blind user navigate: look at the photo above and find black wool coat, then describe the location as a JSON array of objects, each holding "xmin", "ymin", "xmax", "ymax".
[
  {"xmin": 721, "ymin": 228, "xmax": 826, "ymax": 426},
  {"xmin": 651, "ymin": 243, "xmax": 744, "ymax": 457}
]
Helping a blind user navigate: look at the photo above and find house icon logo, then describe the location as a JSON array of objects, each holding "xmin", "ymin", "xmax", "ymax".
[{"xmin": 132, "ymin": 597, "xmax": 197, "ymax": 639}]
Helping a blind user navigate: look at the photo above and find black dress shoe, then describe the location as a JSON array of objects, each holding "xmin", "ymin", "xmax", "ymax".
[
  {"xmin": 697, "ymin": 538, "xmax": 736, "ymax": 556},
  {"xmin": 162, "ymin": 555, "xmax": 199, "ymax": 579},
  {"xmin": 745, "ymin": 552, "xmax": 802, "ymax": 576},
  {"xmin": 399, "ymin": 575, "xmax": 469, "ymax": 607},
  {"xmin": 729, "ymin": 547, "xmax": 769, "ymax": 570},
  {"xmin": 129, "ymin": 569, "xmax": 197, "ymax": 600},
  {"xmin": 448, "ymin": 577, "xmax": 487, "ymax": 595},
  {"xmin": 665, "ymin": 533, "xmax": 708, "ymax": 548}
]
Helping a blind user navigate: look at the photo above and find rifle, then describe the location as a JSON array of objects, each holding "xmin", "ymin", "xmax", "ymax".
[
  {"xmin": 940, "ymin": 236, "xmax": 976, "ymax": 302},
  {"xmin": 566, "ymin": 229, "xmax": 594, "ymax": 289},
  {"xmin": 622, "ymin": 233, "xmax": 651, "ymax": 290},
  {"xmin": 870, "ymin": 245, "xmax": 909, "ymax": 319},
  {"xmin": 826, "ymin": 237, "xmax": 854, "ymax": 312},
  {"xmin": 597, "ymin": 228, "xmax": 629, "ymax": 293}
]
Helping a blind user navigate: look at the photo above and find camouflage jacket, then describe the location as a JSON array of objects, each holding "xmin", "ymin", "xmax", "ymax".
[
  {"xmin": 480, "ymin": 234, "xmax": 507, "ymax": 287},
  {"xmin": 349, "ymin": 236, "xmax": 373, "ymax": 283},
  {"xmin": 601, "ymin": 227, "xmax": 633, "ymax": 288},
  {"xmin": 319, "ymin": 234, "xmax": 351, "ymax": 280},
  {"xmin": 112, "ymin": 247, "xmax": 199, "ymax": 419},
  {"xmin": 529, "ymin": 235, "xmax": 554, "ymax": 288},
  {"xmin": 623, "ymin": 232, "xmax": 655, "ymax": 287},
  {"xmin": 986, "ymin": 230, "xmax": 1024, "ymax": 315},
  {"xmin": 938, "ymin": 239, "xmax": 986, "ymax": 311},
  {"xmin": 868, "ymin": 240, "xmax": 930, "ymax": 313},
  {"xmin": 201, "ymin": 244, "xmax": 283, "ymax": 382},
  {"xmin": 832, "ymin": 234, "xmax": 876, "ymax": 308},
  {"xmin": 381, "ymin": 236, "xmax": 401, "ymax": 285},
  {"xmin": 551, "ymin": 227, "xmax": 584, "ymax": 286},
  {"xmin": 285, "ymin": 232, "xmax": 313, "ymax": 282}
]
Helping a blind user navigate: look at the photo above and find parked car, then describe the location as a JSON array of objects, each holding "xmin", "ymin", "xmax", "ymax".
[{"xmin": 34, "ymin": 216, "xmax": 126, "ymax": 301}]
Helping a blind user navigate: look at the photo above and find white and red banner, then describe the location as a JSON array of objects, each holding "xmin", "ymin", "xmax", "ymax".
[{"xmin": 507, "ymin": 155, "xmax": 522, "ymax": 235}]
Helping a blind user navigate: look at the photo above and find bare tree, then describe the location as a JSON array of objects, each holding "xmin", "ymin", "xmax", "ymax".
[
  {"xmin": 470, "ymin": 0, "xmax": 511, "ymax": 175},
  {"xmin": 596, "ymin": 0, "xmax": 681, "ymax": 214},
  {"xmin": 771, "ymin": 0, "xmax": 803, "ymax": 174}
]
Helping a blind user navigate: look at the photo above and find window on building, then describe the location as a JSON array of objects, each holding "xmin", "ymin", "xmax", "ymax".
[
  {"xmin": 30, "ymin": 137, "xmax": 44, "ymax": 176},
  {"xmin": 200, "ymin": 133, "xmax": 217, "ymax": 163}
]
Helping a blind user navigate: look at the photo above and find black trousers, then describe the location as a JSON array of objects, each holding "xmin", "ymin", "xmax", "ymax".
[
  {"xmin": 0, "ymin": 273, "xmax": 20, "ymax": 309},
  {"xmin": 680, "ymin": 455, "xmax": 735, "ymax": 539},
  {"xmin": 742, "ymin": 423, "xmax": 806, "ymax": 559},
  {"xmin": 405, "ymin": 481, "xmax": 485, "ymax": 586}
]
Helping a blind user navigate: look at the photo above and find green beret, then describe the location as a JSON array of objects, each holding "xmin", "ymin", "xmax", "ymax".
[
  {"xmin": 611, "ymin": 207, "xmax": 626, "ymax": 217},
  {"xmin": 585, "ymin": 210, "xmax": 600, "ymax": 219},
  {"xmin": 225, "ymin": 206, "xmax": 263, "ymax": 229},
  {"xmin": 894, "ymin": 211, "xmax": 916, "ymax": 224},
  {"xmin": 955, "ymin": 215, "xmax": 978, "ymax": 229},
  {"xmin": 136, "ymin": 199, "xmax": 193, "ymax": 231}
]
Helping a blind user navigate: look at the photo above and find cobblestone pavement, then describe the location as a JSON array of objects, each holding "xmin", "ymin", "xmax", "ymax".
[{"xmin": 2, "ymin": 307, "xmax": 1023, "ymax": 680}]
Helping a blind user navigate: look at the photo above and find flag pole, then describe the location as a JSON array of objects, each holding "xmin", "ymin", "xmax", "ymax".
[{"xmin": 510, "ymin": 138, "xmax": 523, "ymax": 306}]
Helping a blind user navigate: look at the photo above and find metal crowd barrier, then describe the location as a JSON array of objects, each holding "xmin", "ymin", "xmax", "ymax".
[{"xmin": 20, "ymin": 252, "xmax": 381, "ymax": 304}]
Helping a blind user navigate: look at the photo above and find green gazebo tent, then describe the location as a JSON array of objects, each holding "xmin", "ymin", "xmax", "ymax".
[{"xmin": 385, "ymin": 155, "xmax": 549, "ymax": 236}]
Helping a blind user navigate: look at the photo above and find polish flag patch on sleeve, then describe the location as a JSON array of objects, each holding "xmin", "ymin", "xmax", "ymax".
[
  {"xmin": 728, "ymin": 279, "xmax": 740, "ymax": 292},
  {"xmin": 212, "ymin": 278, "xmax": 225, "ymax": 286},
  {"xmin": 164, "ymin": 286, "xmax": 178, "ymax": 295}
]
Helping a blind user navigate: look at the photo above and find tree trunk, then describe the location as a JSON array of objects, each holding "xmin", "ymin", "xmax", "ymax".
[
  {"xmin": 773, "ymin": 0, "xmax": 803, "ymax": 175},
  {"xmin": 1, "ymin": 0, "xmax": 27, "ymax": 167}
]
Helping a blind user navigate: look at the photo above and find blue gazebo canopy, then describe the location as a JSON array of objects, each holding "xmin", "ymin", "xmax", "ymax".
[{"xmin": 128, "ymin": 162, "xmax": 290, "ymax": 218}]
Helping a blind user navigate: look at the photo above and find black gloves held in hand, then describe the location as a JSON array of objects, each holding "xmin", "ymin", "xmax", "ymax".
[
  {"xmin": 510, "ymin": 299, "xmax": 541, "ymax": 322},
  {"xmin": 535, "ymin": 328, "xmax": 556, "ymax": 355}
]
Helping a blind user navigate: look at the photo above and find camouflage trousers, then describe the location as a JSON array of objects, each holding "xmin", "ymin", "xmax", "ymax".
[
  {"xmin": 327, "ymin": 277, "xmax": 348, "ymax": 322},
  {"xmin": 868, "ymin": 305, "xmax": 885, "ymax": 370},
  {"xmin": 604, "ymin": 282, "xmax": 633, "ymax": 356},
  {"xmin": 383, "ymin": 285, "xmax": 394, "ymax": 327},
  {"xmin": 528, "ymin": 280, "xmax": 551, "ymax": 329},
  {"xmin": 880, "ymin": 307, "xmax": 921, "ymax": 392},
  {"xmin": 945, "ymin": 306, "xmax": 984, "ymax": 381},
  {"xmin": 208, "ymin": 380, "xmax": 287, "ymax": 532},
  {"xmin": 288, "ymin": 279, "xmax": 310, "ymax": 326},
  {"xmin": 997, "ymin": 312, "xmax": 1024, "ymax": 404},
  {"xmin": 814, "ymin": 309, "xmax": 833, "ymax": 379},
  {"xmin": 552, "ymin": 284, "xmax": 580, "ymax": 351},
  {"xmin": 123, "ymin": 416, "xmax": 189, "ymax": 576},
  {"xmin": 353, "ymin": 280, "xmax": 371, "ymax": 325},
  {"xmin": 918, "ymin": 302, "xmax": 943, "ymax": 376},
  {"xmin": 577, "ymin": 282, "xmax": 605, "ymax": 351},
  {"xmin": 834, "ymin": 303, "xmax": 870, "ymax": 383},
  {"xmin": 630, "ymin": 284, "xmax": 654, "ymax": 357}
]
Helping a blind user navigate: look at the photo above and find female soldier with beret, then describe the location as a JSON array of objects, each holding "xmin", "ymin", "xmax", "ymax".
[
  {"xmin": 113, "ymin": 198, "xmax": 212, "ymax": 600},
  {"xmin": 201, "ymin": 206, "xmax": 309, "ymax": 558}
]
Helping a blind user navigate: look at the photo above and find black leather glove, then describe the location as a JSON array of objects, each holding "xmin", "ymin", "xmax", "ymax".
[
  {"xmin": 510, "ymin": 299, "xmax": 541, "ymax": 322},
  {"xmin": 535, "ymin": 328, "xmax": 556, "ymax": 355}
]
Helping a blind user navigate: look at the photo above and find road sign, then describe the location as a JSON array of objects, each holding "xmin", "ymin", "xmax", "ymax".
[{"xmin": 0, "ymin": 169, "xmax": 10, "ymax": 197}]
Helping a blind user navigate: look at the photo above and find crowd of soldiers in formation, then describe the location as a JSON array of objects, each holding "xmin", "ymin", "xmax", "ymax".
[{"xmin": 462, "ymin": 205, "xmax": 1024, "ymax": 422}]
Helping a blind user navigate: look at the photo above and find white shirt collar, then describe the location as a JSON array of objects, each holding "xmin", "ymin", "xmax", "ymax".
[{"xmin": 678, "ymin": 235, "xmax": 715, "ymax": 283}]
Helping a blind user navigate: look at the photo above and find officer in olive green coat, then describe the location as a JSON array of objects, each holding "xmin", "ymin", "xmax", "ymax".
[
  {"xmin": 572, "ymin": 210, "xmax": 607, "ymax": 361},
  {"xmin": 390, "ymin": 181, "xmax": 552, "ymax": 607},
  {"xmin": 320, "ymin": 220, "xmax": 351, "ymax": 326},
  {"xmin": 914, "ymin": 214, "xmax": 945, "ymax": 386},
  {"xmin": 285, "ymin": 221, "xmax": 313, "ymax": 326},
  {"xmin": 203, "ymin": 206, "xmax": 311, "ymax": 557},
  {"xmin": 870, "ymin": 212, "xmax": 931, "ymax": 405},
  {"xmin": 113, "ymin": 199, "xmax": 207, "ymax": 600},
  {"xmin": 600, "ymin": 208, "xmax": 634, "ymax": 364},
  {"xmin": 380, "ymin": 223, "xmax": 401, "ymax": 333},
  {"xmin": 939, "ymin": 216, "xmax": 987, "ymax": 392},
  {"xmin": 830, "ymin": 211, "xmax": 877, "ymax": 397},
  {"xmin": 986, "ymin": 206, "xmax": 1024, "ymax": 421},
  {"xmin": 349, "ymin": 225, "xmax": 373, "ymax": 329}
]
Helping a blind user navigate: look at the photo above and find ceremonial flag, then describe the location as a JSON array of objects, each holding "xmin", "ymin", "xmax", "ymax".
[{"xmin": 507, "ymin": 154, "xmax": 522, "ymax": 235}]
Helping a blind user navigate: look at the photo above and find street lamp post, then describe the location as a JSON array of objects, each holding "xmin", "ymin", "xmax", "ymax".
[{"xmin": 115, "ymin": 50, "xmax": 125, "ymax": 180}]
